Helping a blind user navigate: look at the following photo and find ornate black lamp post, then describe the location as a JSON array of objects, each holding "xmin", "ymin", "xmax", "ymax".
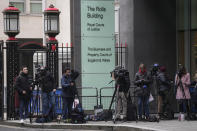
[
  {"xmin": 44, "ymin": 4, "xmax": 60, "ymax": 87},
  {"xmin": 2, "ymin": 5, "xmax": 20, "ymax": 119}
]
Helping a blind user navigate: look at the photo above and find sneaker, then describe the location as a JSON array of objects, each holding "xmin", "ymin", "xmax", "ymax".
[
  {"xmin": 138, "ymin": 115, "xmax": 142, "ymax": 121},
  {"xmin": 20, "ymin": 119, "xmax": 24, "ymax": 123}
]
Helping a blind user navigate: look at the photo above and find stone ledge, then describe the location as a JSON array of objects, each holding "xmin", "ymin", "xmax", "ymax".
[{"xmin": 0, "ymin": 121, "xmax": 158, "ymax": 131}]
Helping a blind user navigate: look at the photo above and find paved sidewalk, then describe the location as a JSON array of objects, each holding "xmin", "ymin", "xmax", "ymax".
[{"xmin": 0, "ymin": 120, "xmax": 197, "ymax": 131}]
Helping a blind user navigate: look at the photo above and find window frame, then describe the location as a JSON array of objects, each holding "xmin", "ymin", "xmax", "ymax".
[
  {"xmin": 9, "ymin": 0, "xmax": 26, "ymax": 14},
  {"xmin": 30, "ymin": 0, "xmax": 42, "ymax": 14}
]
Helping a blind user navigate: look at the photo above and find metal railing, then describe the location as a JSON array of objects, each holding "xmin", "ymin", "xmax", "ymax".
[
  {"xmin": 100, "ymin": 87, "xmax": 115, "ymax": 110},
  {"xmin": 27, "ymin": 87, "xmax": 98, "ymax": 118}
]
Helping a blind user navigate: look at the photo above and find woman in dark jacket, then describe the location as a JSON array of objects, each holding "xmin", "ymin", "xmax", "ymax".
[{"xmin": 134, "ymin": 63, "xmax": 151, "ymax": 120}]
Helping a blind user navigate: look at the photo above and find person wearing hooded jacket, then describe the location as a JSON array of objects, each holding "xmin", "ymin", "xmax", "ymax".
[
  {"xmin": 15, "ymin": 66, "xmax": 32, "ymax": 123},
  {"xmin": 157, "ymin": 66, "xmax": 171, "ymax": 118},
  {"xmin": 40, "ymin": 66, "xmax": 56, "ymax": 121},
  {"xmin": 134, "ymin": 63, "xmax": 151, "ymax": 120}
]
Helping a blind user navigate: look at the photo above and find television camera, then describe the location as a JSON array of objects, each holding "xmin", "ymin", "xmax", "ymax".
[
  {"xmin": 150, "ymin": 63, "xmax": 160, "ymax": 77},
  {"xmin": 33, "ymin": 66, "xmax": 47, "ymax": 87},
  {"xmin": 110, "ymin": 66, "xmax": 130, "ymax": 87}
]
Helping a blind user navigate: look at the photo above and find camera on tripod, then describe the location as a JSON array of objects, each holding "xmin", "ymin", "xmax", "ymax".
[
  {"xmin": 150, "ymin": 63, "xmax": 159, "ymax": 77},
  {"xmin": 34, "ymin": 66, "xmax": 47, "ymax": 86},
  {"xmin": 110, "ymin": 66, "xmax": 130, "ymax": 90}
]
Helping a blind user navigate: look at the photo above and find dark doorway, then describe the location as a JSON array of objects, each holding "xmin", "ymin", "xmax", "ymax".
[
  {"xmin": 19, "ymin": 51, "xmax": 34, "ymax": 76},
  {"xmin": 18, "ymin": 39, "xmax": 45, "ymax": 77}
]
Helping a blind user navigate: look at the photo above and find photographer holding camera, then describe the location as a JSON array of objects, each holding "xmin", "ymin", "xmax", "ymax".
[
  {"xmin": 61, "ymin": 68, "xmax": 78, "ymax": 123},
  {"xmin": 38, "ymin": 66, "xmax": 56, "ymax": 121},
  {"xmin": 134, "ymin": 63, "xmax": 151, "ymax": 120},
  {"xmin": 175, "ymin": 65, "xmax": 191, "ymax": 120}
]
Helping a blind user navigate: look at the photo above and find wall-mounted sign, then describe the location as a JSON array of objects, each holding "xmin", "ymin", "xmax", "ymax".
[{"xmin": 81, "ymin": 0, "xmax": 115, "ymax": 110}]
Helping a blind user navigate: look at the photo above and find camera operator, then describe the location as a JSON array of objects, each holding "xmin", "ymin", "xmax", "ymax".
[
  {"xmin": 113, "ymin": 68, "xmax": 130, "ymax": 121},
  {"xmin": 38, "ymin": 66, "xmax": 56, "ymax": 121},
  {"xmin": 134, "ymin": 63, "xmax": 151, "ymax": 120},
  {"xmin": 157, "ymin": 66, "xmax": 171, "ymax": 118},
  {"xmin": 61, "ymin": 68, "xmax": 78, "ymax": 123},
  {"xmin": 14, "ymin": 66, "xmax": 33, "ymax": 123},
  {"xmin": 175, "ymin": 65, "xmax": 191, "ymax": 119}
]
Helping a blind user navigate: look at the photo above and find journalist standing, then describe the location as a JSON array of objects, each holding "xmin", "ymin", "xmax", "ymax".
[
  {"xmin": 40, "ymin": 67, "xmax": 56, "ymax": 120},
  {"xmin": 157, "ymin": 66, "xmax": 171, "ymax": 118},
  {"xmin": 134, "ymin": 63, "xmax": 151, "ymax": 120},
  {"xmin": 61, "ymin": 68, "xmax": 77, "ymax": 122},
  {"xmin": 175, "ymin": 65, "xmax": 191, "ymax": 119},
  {"xmin": 15, "ymin": 66, "xmax": 32, "ymax": 123}
]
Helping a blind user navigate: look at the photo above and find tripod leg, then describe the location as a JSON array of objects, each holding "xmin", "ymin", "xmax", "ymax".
[
  {"xmin": 113, "ymin": 87, "xmax": 120, "ymax": 123},
  {"xmin": 105, "ymin": 87, "xmax": 117, "ymax": 122},
  {"xmin": 109, "ymin": 87, "xmax": 117, "ymax": 111}
]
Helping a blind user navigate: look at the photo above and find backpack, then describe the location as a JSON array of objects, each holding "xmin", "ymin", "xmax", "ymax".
[
  {"xmin": 127, "ymin": 93, "xmax": 137, "ymax": 121},
  {"xmin": 71, "ymin": 103, "xmax": 86, "ymax": 124},
  {"xmin": 148, "ymin": 115, "xmax": 159, "ymax": 122}
]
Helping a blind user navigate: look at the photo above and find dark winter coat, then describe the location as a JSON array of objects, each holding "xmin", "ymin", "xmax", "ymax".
[
  {"xmin": 158, "ymin": 72, "xmax": 171, "ymax": 92},
  {"xmin": 14, "ymin": 72, "xmax": 32, "ymax": 99},
  {"xmin": 134, "ymin": 71, "xmax": 151, "ymax": 96},
  {"xmin": 61, "ymin": 74, "xmax": 77, "ymax": 98},
  {"xmin": 41, "ymin": 71, "xmax": 56, "ymax": 93}
]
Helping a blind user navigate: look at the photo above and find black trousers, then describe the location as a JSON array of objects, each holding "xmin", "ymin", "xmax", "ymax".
[
  {"xmin": 178, "ymin": 99, "xmax": 190, "ymax": 114},
  {"xmin": 62, "ymin": 97, "xmax": 74, "ymax": 119}
]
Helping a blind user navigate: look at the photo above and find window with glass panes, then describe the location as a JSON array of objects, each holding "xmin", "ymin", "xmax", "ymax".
[
  {"xmin": 9, "ymin": 0, "xmax": 25, "ymax": 13},
  {"xmin": 30, "ymin": 0, "xmax": 42, "ymax": 14}
]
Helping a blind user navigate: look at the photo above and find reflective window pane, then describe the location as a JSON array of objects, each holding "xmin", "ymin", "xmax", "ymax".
[
  {"xmin": 44, "ymin": 18, "xmax": 48, "ymax": 32},
  {"xmin": 30, "ymin": 3, "xmax": 42, "ymax": 14},
  {"xmin": 10, "ymin": 2, "xmax": 24, "ymax": 13},
  {"xmin": 9, "ymin": 18, "xmax": 18, "ymax": 31},
  {"xmin": 191, "ymin": 0, "xmax": 197, "ymax": 29},
  {"xmin": 50, "ymin": 19, "xmax": 58, "ymax": 31},
  {"xmin": 191, "ymin": 32, "xmax": 197, "ymax": 78}
]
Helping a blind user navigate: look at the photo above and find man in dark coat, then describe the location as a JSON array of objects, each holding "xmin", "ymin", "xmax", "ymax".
[
  {"xmin": 61, "ymin": 68, "xmax": 77, "ymax": 122},
  {"xmin": 15, "ymin": 66, "xmax": 32, "ymax": 123},
  {"xmin": 39, "ymin": 66, "xmax": 56, "ymax": 121},
  {"xmin": 157, "ymin": 66, "xmax": 171, "ymax": 118}
]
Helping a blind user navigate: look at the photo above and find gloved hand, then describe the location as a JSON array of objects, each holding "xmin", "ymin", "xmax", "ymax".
[{"xmin": 143, "ymin": 85, "xmax": 147, "ymax": 89}]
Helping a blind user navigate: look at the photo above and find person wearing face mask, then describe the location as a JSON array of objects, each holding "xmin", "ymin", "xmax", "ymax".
[
  {"xmin": 61, "ymin": 68, "xmax": 77, "ymax": 123},
  {"xmin": 134, "ymin": 63, "xmax": 151, "ymax": 120}
]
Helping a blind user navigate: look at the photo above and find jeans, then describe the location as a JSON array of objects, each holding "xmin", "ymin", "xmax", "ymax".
[
  {"xmin": 138, "ymin": 95, "xmax": 149, "ymax": 117},
  {"xmin": 62, "ymin": 97, "xmax": 74, "ymax": 119},
  {"xmin": 42, "ymin": 91, "xmax": 56, "ymax": 118},
  {"xmin": 19, "ymin": 98, "xmax": 29, "ymax": 120}
]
